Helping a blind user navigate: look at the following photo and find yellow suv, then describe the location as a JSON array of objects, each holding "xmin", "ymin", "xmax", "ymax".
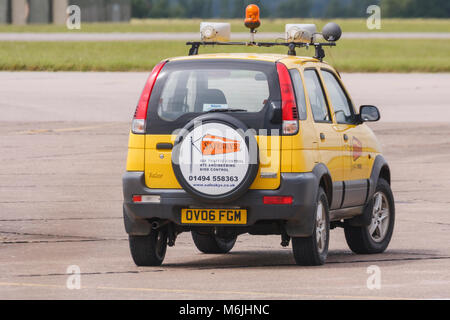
[{"xmin": 123, "ymin": 24, "xmax": 395, "ymax": 266}]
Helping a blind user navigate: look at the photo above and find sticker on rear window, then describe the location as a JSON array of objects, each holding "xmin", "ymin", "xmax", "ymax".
[{"xmin": 203, "ymin": 104, "xmax": 228, "ymax": 112}]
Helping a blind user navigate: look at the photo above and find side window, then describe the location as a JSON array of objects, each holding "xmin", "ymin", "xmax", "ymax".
[
  {"xmin": 321, "ymin": 70, "xmax": 355, "ymax": 124},
  {"xmin": 303, "ymin": 69, "xmax": 331, "ymax": 122},
  {"xmin": 289, "ymin": 69, "xmax": 307, "ymax": 120}
]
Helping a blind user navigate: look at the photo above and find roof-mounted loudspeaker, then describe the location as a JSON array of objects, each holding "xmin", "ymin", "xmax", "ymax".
[{"xmin": 322, "ymin": 22, "xmax": 342, "ymax": 42}]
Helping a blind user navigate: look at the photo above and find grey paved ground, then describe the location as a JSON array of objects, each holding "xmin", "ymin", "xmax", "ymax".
[
  {"xmin": 0, "ymin": 32, "xmax": 449, "ymax": 41},
  {"xmin": 0, "ymin": 72, "xmax": 449, "ymax": 299}
]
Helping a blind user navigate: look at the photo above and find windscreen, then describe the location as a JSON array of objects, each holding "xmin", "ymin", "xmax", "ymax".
[{"xmin": 146, "ymin": 59, "xmax": 280, "ymax": 134}]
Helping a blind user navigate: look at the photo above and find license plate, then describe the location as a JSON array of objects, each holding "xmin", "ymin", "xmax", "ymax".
[{"xmin": 181, "ymin": 209, "xmax": 247, "ymax": 225}]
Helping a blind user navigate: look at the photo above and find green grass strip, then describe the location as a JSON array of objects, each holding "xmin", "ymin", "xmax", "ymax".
[{"xmin": 0, "ymin": 18, "xmax": 449, "ymax": 33}]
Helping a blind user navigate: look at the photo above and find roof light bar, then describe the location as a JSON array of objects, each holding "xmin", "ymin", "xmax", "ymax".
[{"xmin": 188, "ymin": 16, "xmax": 341, "ymax": 60}]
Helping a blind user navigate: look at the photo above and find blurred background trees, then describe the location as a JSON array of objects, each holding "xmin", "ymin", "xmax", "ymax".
[
  {"xmin": 130, "ymin": 0, "xmax": 450, "ymax": 18},
  {"xmin": 277, "ymin": 0, "xmax": 312, "ymax": 18},
  {"xmin": 381, "ymin": 0, "xmax": 450, "ymax": 18}
]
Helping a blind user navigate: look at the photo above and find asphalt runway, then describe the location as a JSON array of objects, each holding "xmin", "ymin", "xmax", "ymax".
[{"xmin": 0, "ymin": 72, "xmax": 449, "ymax": 299}]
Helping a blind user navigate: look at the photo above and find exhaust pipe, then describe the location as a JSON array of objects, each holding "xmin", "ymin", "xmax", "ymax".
[
  {"xmin": 151, "ymin": 221, "xmax": 160, "ymax": 229},
  {"xmin": 151, "ymin": 220, "xmax": 171, "ymax": 230}
]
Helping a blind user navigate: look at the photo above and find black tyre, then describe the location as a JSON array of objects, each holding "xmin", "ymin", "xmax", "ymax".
[
  {"xmin": 292, "ymin": 187, "xmax": 330, "ymax": 266},
  {"xmin": 129, "ymin": 229, "xmax": 168, "ymax": 266},
  {"xmin": 192, "ymin": 231, "xmax": 237, "ymax": 254},
  {"xmin": 344, "ymin": 178, "xmax": 395, "ymax": 254}
]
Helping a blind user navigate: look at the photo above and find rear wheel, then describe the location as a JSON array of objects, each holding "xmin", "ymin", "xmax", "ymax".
[
  {"xmin": 192, "ymin": 231, "xmax": 237, "ymax": 254},
  {"xmin": 292, "ymin": 187, "xmax": 330, "ymax": 266},
  {"xmin": 344, "ymin": 178, "xmax": 395, "ymax": 254},
  {"xmin": 129, "ymin": 229, "xmax": 168, "ymax": 266}
]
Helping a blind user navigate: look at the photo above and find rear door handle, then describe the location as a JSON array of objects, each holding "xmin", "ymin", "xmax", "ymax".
[
  {"xmin": 156, "ymin": 143, "xmax": 173, "ymax": 150},
  {"xmin": 320, "ymin": 133, "xmax": 326, "ymax": 140},
  {"xmin": 343, "ymin": 134, "xmax": 349, "ymax": 141}
]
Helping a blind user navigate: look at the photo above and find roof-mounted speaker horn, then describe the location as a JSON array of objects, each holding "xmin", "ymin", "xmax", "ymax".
[{"xmin": 322, "ymin": 22, "xmax": 342, "ymax": 42}]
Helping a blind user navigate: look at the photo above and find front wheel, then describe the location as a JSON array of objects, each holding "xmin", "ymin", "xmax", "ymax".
[
  {"xmin": 292, "ymin": 187, "xmax": 330, "ymax": 266},
  {"xmin": 129, "ymin": 229, "xmax": 168, "ymax": 266},
  {"xmin": 192, "ymin": 231, "xmax": 237, "ymax": 254},
  {"xmin": 344, "ymin": 178, "xmax": 395, "ymax": 254}
]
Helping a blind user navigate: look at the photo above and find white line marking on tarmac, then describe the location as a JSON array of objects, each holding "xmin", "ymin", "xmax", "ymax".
[{"xmin": 15, "ymin": 123, "xmax": 120, "ymax": 135}]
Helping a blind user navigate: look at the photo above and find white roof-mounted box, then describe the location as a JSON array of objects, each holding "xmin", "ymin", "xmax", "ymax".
[
  {"xmin": 285, "ymin": 24, "xmax": 317, "ymax": 43},
  {"xmin": 200, "ymin": 22, "xmax": 231, "ymax": 42}
]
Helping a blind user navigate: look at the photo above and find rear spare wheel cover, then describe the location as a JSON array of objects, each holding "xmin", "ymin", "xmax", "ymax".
[{"xmin": 172, "ymin": 115, "xmax": 258, "ymax": 202}]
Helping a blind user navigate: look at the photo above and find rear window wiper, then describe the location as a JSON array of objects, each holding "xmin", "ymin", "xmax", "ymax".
[{"xmin": 205, "ymin": 108, "xmax": 247, "ymax": 113}]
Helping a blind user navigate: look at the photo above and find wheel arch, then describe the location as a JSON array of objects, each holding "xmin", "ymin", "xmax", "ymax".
[
  {"xmin": 379, "ymin": 164, "xmax": 391, "ymax": 185},
  {"xmin": 312, "ymin": 163, "xmax": 333, "ymax": 206},
  {"xmin": 346, "ymin": 155, "xmax": 392, "ymax": 227},
  {"xmin": 369, "ymin": 155, "xmax": 391, "ymax": 199}
]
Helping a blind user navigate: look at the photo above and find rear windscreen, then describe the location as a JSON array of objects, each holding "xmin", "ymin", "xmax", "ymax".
[{"xmin": 146, "ymin": 59, "xmax": 280, "ymax": 134}]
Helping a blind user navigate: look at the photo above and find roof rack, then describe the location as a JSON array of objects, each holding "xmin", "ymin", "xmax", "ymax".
[
  {"xmin": 188, "ymin": 5, "xmax": 342, "ymax": 62},
  {"xmin": 186, "ymin": 41, "xmax": 336, "ymax": 62}
]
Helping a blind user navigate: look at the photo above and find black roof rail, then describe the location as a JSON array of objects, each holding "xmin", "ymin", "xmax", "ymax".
[{"xmin": 186, "ymin": 41, "xmax": 336, "ymax": 62}]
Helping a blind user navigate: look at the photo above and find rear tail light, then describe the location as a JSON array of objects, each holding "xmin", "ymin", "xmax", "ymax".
[
  {"xmin": 276, "ymin": 63, "xmax": 299, "ymax": 135},
  {"xmin": 263, "ymin": 196, "xmax": 293, "ymax": 205},
  {"xmin": 132, "ymin": 195, "xmax": 161, "ymax": 203},
  {"xmin": 131, "ymin": 60, "xmax": 167, "ymax": 134}
]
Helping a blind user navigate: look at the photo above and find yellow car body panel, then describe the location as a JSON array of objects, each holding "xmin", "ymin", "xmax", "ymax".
[
  {"xmin": 335, "ymin": 123, "xmax": 380, "ymax": 180},
  {"xmin": 316, "ymin": 65, "xmax": 382, "ymax": 181},
  {"xmin": 126, "ymin": 132, "xmax": 145, "ymax": 171},
  {"xmin": 142, "ymin": 134, "xmax": 282, "ymax": 189}
]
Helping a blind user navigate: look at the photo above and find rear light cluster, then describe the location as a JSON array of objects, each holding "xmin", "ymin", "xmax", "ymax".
[
  {"xmin": 132, "ymin": 195, "xmax": 161, "ymax": 203},
  {"xmin": 131, "ymin": 61, "xmax": 167, "ymax": 134},
  {"xmin": 263, "ymin": 196, "xmax": 293, "ymax": 205},
  {"xmin": 276, "ymin": 63, "xmax": 299, "ymax": 135}
]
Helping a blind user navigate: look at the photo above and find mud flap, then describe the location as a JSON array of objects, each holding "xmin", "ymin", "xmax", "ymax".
[
  {"xmin": 123, "ymin": 205, "xmax": 152, "ymax": 236},
  {"xmin": 285, "ymin": 207, "xmax": 316, "ymax": 237}
]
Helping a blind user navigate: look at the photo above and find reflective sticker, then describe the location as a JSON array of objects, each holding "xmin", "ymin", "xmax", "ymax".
[{"xmin": 352, "ymin": 136, "xmax": 363, "ymax": 161}]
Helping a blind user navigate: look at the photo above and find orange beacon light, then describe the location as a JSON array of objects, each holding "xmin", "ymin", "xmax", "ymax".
[{"xmin": 244, "ymin": 4, "xmax": 261, "ymax": 31}]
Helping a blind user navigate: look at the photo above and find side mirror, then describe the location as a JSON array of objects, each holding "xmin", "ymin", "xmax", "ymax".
[{"xmin": 359, "ymin": 105, "xmax": 380, "ymax": 123}]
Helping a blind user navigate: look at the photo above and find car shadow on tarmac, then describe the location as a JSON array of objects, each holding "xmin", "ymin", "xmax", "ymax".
[{"xmin": 161, "ymin": 248, "xmax": 445, "ymax": 270}]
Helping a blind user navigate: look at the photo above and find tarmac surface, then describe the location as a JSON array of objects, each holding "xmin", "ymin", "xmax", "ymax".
[{"xmin": 0, "ymin": 72, "xmax": 449, "ymax": 299}]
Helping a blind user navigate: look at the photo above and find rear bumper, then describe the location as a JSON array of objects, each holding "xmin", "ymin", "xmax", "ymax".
[{"xmin": 122, "ymin": 171, "xmax": 319, "ymax": 237}]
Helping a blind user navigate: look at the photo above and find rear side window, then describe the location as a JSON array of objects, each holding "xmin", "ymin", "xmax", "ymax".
[
  {"xmin": 321, "ymin": 70, "xmax": 355, "ymax": 124},
  {"xmin": 146, "ymin": 60, "xmax": 280, "ymax": 134},
  {"xmin": 303, "ymin": 69, "xmax": 331, "ymax": 123},
  {"xmin": 289, "ymin": 69, "xmax": 307, "ymax": 120}
]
